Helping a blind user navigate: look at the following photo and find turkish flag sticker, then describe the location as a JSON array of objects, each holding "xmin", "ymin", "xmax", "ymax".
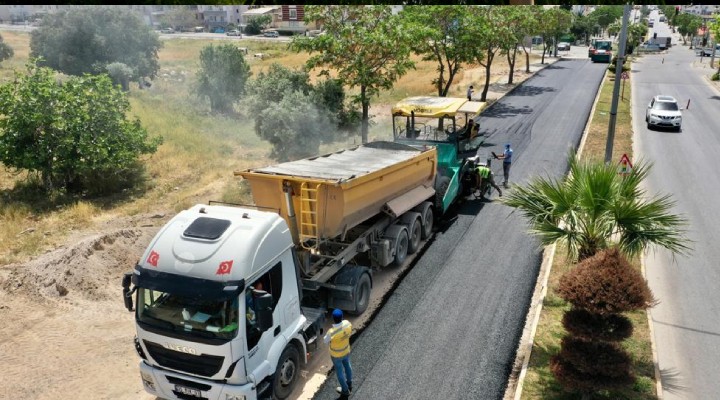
[
  {"xmin": 216, "ymin": 260, "xmax": 234, "ymax": 275},
  {"xmin": 147, "ymin": 250, "xmax": 159, "ymax": 267}
]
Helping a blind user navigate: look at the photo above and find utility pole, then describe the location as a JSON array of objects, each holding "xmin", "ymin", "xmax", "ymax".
[{"xmin": 605, "ymin": 3, "xmax": 631, "ymax": 164}]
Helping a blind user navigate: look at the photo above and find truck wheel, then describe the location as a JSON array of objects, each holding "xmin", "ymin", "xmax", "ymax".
[
  {"xmin": 272, "ymin": 345, "xmax": 300, "ymax": 400},
  {"xmin": 401, "ymin": 212, "xmax": 422, "ymax": 254},
  {"xmin": 434, "ymin": 176, "xmax": 451, "ymax": 214},
  {"xmin": 352, "ymin": 273, "xmax": 372, "ymax": 315},
  {"xmin": 384, "ymin": 225, "xmax": 409, "ymax": 266}
]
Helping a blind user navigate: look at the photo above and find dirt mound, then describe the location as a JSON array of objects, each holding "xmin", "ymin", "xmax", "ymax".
[{"xmin": 1, "ymin": 227, "xmax": 158, "ymax": 304}]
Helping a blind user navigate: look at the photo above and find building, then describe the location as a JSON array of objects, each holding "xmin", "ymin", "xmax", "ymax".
[
  {"xmin": 242, "ymin": 6, "xmax": 280, "ymax": 30},
  {"xmin": 198, "ymin": 5, "xmax": 227, "ymax": 32},
  {"xmin": 225, "ymin": 5, "xmax": 250, "ymax": 28}
]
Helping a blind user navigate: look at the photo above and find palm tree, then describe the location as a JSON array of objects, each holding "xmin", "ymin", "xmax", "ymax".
[{"xmin": 502, "ymin": 154, "xmax": 690, "ymax": 261}]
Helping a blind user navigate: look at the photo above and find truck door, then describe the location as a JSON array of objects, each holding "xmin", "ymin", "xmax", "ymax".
[{"xmin": 244, "ymin": 261, "xmax": 285, "ymax": 380}]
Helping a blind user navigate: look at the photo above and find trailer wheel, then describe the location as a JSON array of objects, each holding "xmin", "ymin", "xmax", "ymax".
[
  {"xmin": 414, "ymin": 202, "xmax": 434, "ymax": 240},
  {"xmin": 384, "ymin": 225, "xmax": 409, "ymax": 266},
  {"xmin": 352, "ymin": 273, "xmax": 372, "ymax": 315},
  {"xmin": 401, "ymin": 212, "xmax": 422, "ymax": 254},
  {"xmin": 272, "ymin": 345, "xmax": 300, "ymax": 400}
]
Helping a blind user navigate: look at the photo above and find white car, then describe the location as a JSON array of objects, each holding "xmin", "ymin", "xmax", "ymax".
[
  {"xmin": 226, "ymin": 29, "xmax": 242, "ymax": 37},
  {"xmin": 646, "ymin": 95, "xmax": 682, "ymax": 131},
  {"xmin": 557, "ymin": 42, "xmax": 571, "ymax": 51}
]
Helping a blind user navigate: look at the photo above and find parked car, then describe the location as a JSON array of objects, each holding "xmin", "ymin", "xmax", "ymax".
[
  {"xmin": 639, "ymin": 42, "xmax": 661, "ymax": 52},
  {"xmin": 160, "ymin": 28, "xmax": 174, "ymax": 34},
  {"xmin": 645, "ymin": 95, "xmax": 682, "ymax": 131},
  {"xmin": 194, "ymin": 26, "xmax": 204, "ymax": 33},
  {"xmin": 701, "ymin": 44, "xmax": 720, "ymax": 57},
  {"xmin": 557, "ymin": 42, "xmax": 571, "ymax": 51},
  {"xmin": 226, "ymin": 29, "xmax": 241, "ymax": 37},
  {"xmin": 263, "ymin": 30, "xmax": 279, "ymax": 38}
]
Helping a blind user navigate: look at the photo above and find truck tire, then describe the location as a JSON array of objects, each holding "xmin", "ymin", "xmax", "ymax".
[
  {"xmin": 401, "ymin": 212, "xmax": 422, "ymax": 254},
  {"xmin": 272, "ymin": 345, "xmax": 300, "ymax": 400},
  {"xmin": 384, "ymin": 224, "xmax": 409, "ymax": 266},
  {"xmin": 414, "ymin": 202, "xmax": 434, "ymax": 240},
  {"xmin": 434, "ymin": 175, "xmax": 451, "ymax": 214},
  {"xmin": 352, "ymin": 273, "xmax": 372, "ymax": 315}
]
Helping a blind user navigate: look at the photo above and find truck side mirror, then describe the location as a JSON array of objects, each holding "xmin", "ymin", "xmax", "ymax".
[
  {"xmin": 122, "ymin": 272, "xmax": 134, "ymax": 312},
  {"xmin": 254, "ymin": 292, "xmax": 274, "ymax": 331}
]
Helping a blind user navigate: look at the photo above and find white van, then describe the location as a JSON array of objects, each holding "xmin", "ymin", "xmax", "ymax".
[{"xmin": 263, "ymin": 30, "xmax": 279, "ymax": 38}]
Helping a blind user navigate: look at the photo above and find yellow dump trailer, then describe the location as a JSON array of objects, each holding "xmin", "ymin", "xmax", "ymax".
[{"xmin": 234, "ymin": 141, "xmax": 441, "ymax": 313}]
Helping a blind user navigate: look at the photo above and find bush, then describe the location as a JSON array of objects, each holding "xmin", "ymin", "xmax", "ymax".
[
  {"xmin": 556, "ymin": 248, "xmax": 655, "ymax": 314},
  {"xmin": 0, "ymin": 61, "xmax": 162, "ymax": 195},
  {"xmin": 551, "ymin": 338, "xmax": 634, "ymax": 393},
  {"xmin": 563, "ymin": 308, "xmax": 633, "ymax": 341},
  {"xmin": 712, "ymin": 71, "xmax": 720, "ymax": 81}
]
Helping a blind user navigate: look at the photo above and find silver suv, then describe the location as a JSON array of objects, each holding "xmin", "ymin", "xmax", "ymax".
[{"xmin": 646, "ymin": 95, "xmax": 682, "ymax": 131}]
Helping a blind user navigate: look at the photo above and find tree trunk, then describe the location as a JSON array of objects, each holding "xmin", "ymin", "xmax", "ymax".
[
  {"xmin": 541, "ymin": 43, "xmax": 547, "ymax": 64},
  {"xmin": 507, "ymin": 46, "xmax": 517, "ymax": 85},
  {"xmin": 436, "ymin": 53, "xmax": 445, "ymax": 97},
  {"xmin": 361, "ymin": 85, "xmax": 369, "ymax": 144},
  {"xmin": 480, "ymin": 51, "xmax": 494, "ymax": 102},
  {"xmin": 524, "ymin": 47, "xmax": 530, "ymax": 73}
]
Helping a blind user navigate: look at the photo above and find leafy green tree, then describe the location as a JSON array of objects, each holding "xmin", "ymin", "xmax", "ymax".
[
  {"xmin": 502, "ymin": 154, "xmax": 690, "ymax": 262},
  {"xmin": 571, "ymin": 14, "xmax": 598, "ymax": 46},
  {"xmin": 0, "ymin": 34, "xmax": 13, "ymax": 64},
  {"xmin": 709, "ymin": 15, "xmax": 720, "ymax": 73},
  {"xmin": 676, "ymin": 13, "xmax": 703, "ymax": 47},
  {"xmin": 291, "ymin": 5, "xmax": 415, "ymax": 144},
  {"xmin": 256, "ymin": 91, "xmax": 336, "ymax": 161},
  {"xmin": 589, "ymin": 6, "xmax": 624, "ymax": 36},
  {"xmin": 466, "ymin": 6, "xmax": 516, "ymax": 101},
  {"xmin": 544, "ymin": 7, "xmax": 573, "ymax": 58},
  {"xmin": 244, "ymin": 15, "xmax": 272, "ymax": 35},
  {"xmin": 30, "ymin": 6, "xmax": 162, "ymax": 84},
  {"xmin": 514, "ymin": 6, "xmax": 542, "ymax": 74},
  {"xmin": 0, "ymin": 61, "xmax": 162, "ymax": 195},
  {"xmin": 195, "ymin": 43, "xmax": 251, "ymax": 114},
  {"xmin": 106, "ymin": 62, "xmax": 134, "ymax": 91},
  {"xmin": 400, "ymin": 6, "xmax": 474, "ymax": 97}
]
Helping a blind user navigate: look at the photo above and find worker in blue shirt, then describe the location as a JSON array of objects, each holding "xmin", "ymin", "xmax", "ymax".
[{"xmin": 493, "ymin": 143, "xmax": 513, "ymax": 188}]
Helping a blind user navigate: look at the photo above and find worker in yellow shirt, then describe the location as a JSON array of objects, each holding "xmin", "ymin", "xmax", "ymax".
[{"xmin": 324, "ymin": 309, "xmax": 353, "ymax": 398}]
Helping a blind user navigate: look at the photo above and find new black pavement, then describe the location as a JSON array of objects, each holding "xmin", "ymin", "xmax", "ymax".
[{"xmin": 313, "ymin": 59, "xmax": 606, "ymax": 400}]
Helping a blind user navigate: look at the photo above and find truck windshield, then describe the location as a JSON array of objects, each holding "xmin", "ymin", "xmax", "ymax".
[{"xmin": 137, "ymin": 288, "xmax": 239, "ymax": 341}]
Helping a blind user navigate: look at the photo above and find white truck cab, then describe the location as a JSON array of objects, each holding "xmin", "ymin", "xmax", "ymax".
[{"xmin": 123, "ymin": 204, "xmax": 321, "ymax": 400}]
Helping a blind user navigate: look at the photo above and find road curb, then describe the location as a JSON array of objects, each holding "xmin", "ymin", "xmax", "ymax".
[
  {"xmin": 641, "ymin": 253, "xmax": 664, "ymax": 399},
  {"xmin": 504, "ymin": 60, "xmax": 606, "ymax": 400}
]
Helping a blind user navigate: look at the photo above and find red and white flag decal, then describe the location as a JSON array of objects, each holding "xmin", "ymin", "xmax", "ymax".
[
  {"xmin": 216, "ymin": 260, "xmax": 234, "ymax": 275},
  {"xmin": 146, "ymin": 250, "xmax": 159, "ymax": 267}
]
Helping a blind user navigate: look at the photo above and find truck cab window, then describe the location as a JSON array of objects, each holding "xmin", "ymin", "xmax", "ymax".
[{"xmin": 246, "ymin": 262, "xmax": 283, "ymax": 349}]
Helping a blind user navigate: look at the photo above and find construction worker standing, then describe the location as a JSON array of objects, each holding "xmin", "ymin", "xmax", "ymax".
[{"xmin": 324, "ymin": 309, "xmax": 353, "ymax": 398}]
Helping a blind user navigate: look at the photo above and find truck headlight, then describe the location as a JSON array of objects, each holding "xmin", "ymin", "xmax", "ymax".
[
  {"xmin": 140, "ymin": 371, "xmax": 156, "ymax": 391},
  {"xmin": 225, "ymin": 395, "xmax": 246, "ymax": 400}
]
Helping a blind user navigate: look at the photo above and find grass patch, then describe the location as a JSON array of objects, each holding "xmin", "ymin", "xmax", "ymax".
[{"xmin": 521, "ymin": 64, "xmax": 657, "ymax": 399}]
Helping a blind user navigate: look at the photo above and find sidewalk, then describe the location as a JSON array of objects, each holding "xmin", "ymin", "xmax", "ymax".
[{"xmin": 690, "ymin": 54, "xmax": 720, "ymax": 93}]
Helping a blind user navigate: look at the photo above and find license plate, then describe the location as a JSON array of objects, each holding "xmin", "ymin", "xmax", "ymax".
[{"xmin": 174, "ymin": 384, "xmax": 202, "ymax": 397}]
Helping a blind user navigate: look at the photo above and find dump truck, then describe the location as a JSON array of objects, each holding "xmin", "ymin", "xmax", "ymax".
[
  {"xmin": 391, "ymin": 96, "xmax": 489, "ymax": 211},
  {"xmin": 122, "ymin": 141, "xmax": 451, "ymax": 400}
]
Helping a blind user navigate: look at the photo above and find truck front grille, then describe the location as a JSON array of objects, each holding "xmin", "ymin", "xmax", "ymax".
[{"xmin": 144, "ymin": 340, "xmax": 224, "ymax": 377}]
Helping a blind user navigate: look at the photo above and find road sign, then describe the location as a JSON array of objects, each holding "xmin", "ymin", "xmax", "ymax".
[
  {"xmin": 618, "ymin": 153, "xmax": 633, "ymax": 175},
  {"xmin": 621, "ymin": 71, "xmax": 629, "ymax": 80}
]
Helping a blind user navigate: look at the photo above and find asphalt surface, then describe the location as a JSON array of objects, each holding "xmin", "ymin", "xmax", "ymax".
[
  {"xmin": 633, "ymin": 15, "xmax": 720, "ymax": 400},
  {"xmin": 313, "ymin": 59, "xmax": 607, "ymax": 400}
]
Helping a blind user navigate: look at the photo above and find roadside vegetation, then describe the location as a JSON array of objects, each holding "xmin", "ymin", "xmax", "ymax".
[{"xmin": 517, "ymin": 53, "xmax": 690, "ymax": 399}]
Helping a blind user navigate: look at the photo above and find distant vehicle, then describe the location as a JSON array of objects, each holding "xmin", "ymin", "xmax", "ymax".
[
  {"xmin": 701, "ymin": 44, "xmax": 720, "ymax": 57},
  {"xmin": 263, "ymin": 30, "xmax": 279, "ymax": 38},
  {"xmin": 557, "ymin": 42, "xmax": 571, "ymax": 51},
  {"xmin": 160, "ymin": 28, "xmax": 174, "ymax": 34},
  {"xmin": 226, "ymin": 29, "xmax": 241, "ymax": 37},
  {"xmin": 589, "ymin": 39, "xmax": 612, "ymax": 63},
  {"xmin": 213, "ymin": 27, "xmax": 225, "ymax": 34},
  {"xmin": 194, "ymin": 26, "xmax": 204, "ymax": 33},
  {"xmin": 645, "ymin": 95, "xmax": 682, "ymax": 131},
  {"xmin": 659, "ymin": 16, "xmax": 666, "ymax": 22}
]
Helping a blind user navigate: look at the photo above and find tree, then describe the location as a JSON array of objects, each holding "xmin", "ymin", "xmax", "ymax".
[
  {"xmin": 195, "ymin": 43, "xmax": 251, "ymax": 114},
  {"xmin": 466, "ymin": 6, "xmax": 516, "ymax": 101},
  {"xmin": 0, "ymin": 61, "xmax": 162, "ymax": 195},
  {"xmin": 106, "ymin": 62, "xmax": 134, "ymax": 91},
  {"xmin": 244, "ymin": 63, "xmax": 357, "ymax": 160},
  {"xmin": 513, "ymin": 6, "xmax": 542, "ymax": 74},
  {"xmin": 589, "ymin": 6, "xmax": 624, "ymax": 37},
  {"xmin": 544, "ymin": 7, "xmax": 573, "ymax": 58},
  {"xmin": 30, "ymin": 6, "xmax": 162, "ymax": 83},
  {"xmin": 0, "ymin": 34, "xmax": 13, "ymax": 64},
  {"xmin": 676, "ymin": 13, "xmax": 703, "ymax": 47},
  {"xmin": 551, "ymin": 248, "xmax": 655, "ymax": 397},
  {"xmin": 244, "ymin": 15, "xmax": 272, "ymax": 35},
  {"xmin": 571, "ymin": 14, "xmax": 598, "ymax": 46},
  {"xmin": 709, "ymin": 15, "xmax": 720, "ymax": 73},
  {"xmin": 290, "ymin": 5, "xmax": 415, "ymax": 144},
  {"xmin": 400, "ymin": 6, "xmax": 474, "ymax": 97},
  {"xmin": 502, "ymin": 154, "xmax": 690, "ymax": 262},
  {"xmin": 159, "ymin": 5, "xmax": 197, "ymax": 31}
]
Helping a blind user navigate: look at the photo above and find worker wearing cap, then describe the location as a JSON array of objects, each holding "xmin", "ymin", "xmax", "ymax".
[
  {"xmin": 324, "ymin": 309, "xmax": 353, "ymax": 398},
  {"xmin": 493, "ymin": 143, "xmax": 513, "ymax": 188}
]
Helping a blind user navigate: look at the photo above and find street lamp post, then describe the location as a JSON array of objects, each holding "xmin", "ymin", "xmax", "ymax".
[{"xmin": 605, "ymin": 3, "xmax": 631, "ymax": 164}]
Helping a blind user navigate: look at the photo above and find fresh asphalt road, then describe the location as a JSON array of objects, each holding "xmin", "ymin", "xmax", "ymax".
[
  {"xmin": 313, "ymin": 59, "xmax": 607, "ymax": 400},
  {"xmin": 632, "ymin": 25, "xmax": 720, "ymax": 400}
]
